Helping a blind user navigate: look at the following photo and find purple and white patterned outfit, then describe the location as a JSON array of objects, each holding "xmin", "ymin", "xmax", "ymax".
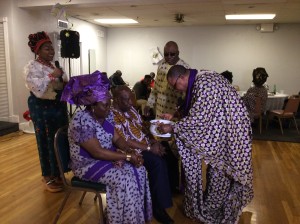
[
  {"xmin": 68, "ymin": 109, "xmax": 152, "ymax": 224},
  {"xmin": 173, "ymin": 69, "xmax": 254, "ymax": 224}
]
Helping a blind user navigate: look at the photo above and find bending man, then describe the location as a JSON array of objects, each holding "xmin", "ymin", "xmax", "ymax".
[{"xmin": 158, "ymin": 65, "xmax": 254, "ymax": 224}]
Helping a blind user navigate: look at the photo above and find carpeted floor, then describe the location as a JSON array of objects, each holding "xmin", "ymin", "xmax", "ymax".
[{"xmin": 252, "ymin": 118, "xmax": 300, "ymax": 143}]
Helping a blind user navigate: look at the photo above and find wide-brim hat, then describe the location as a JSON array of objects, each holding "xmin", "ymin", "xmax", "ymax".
[{"xmin": 61, "ymin": 70, "xmax": 111, "ymax": 106}]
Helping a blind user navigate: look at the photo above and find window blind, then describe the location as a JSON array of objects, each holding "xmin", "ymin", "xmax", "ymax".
[{"xmin": 0, "ymin": 22, "xmax": 9, "ymax": 120}]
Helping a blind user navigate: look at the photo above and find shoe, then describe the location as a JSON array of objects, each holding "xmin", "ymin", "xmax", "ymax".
[
  {"xmin": 42, "ymin": 178, "xmax": 63, "ymax": 193},
  {"xmin": 54, "ymin": 176, "xmax": 63, "ymax": 185},
  {"xmin": 153, "ymin": 208, "xmax": 174, "ymax": 224}
]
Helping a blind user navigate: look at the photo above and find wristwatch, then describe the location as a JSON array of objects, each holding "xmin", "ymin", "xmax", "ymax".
[
  {"xmin": 126, "ymin": 154, "xmax": 131, "ymax": 161},
  {"xmin": 146, "ymin": 145, "xmax": 151, "ymax": 151}
]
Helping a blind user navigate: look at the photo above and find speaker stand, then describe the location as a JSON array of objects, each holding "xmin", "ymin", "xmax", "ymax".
[{"xmin": 68, "ymin": 57, "xmax": 73, "ymax": 117}]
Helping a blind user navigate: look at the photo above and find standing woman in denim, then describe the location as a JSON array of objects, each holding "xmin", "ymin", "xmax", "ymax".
[{"xmin": 24, "ymin": 31, "xmax": 68, "ymax": 192}]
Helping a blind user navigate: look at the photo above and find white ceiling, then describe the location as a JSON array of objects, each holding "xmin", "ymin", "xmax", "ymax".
[{"xmin": 18, "ymin": 0, "xmax": 300, "ymax": 28}]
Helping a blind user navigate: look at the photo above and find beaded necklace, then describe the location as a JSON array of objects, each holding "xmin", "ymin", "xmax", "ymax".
[{"xmin": 36, "ymin": 57, "xmax": 55, "ymax": 69}]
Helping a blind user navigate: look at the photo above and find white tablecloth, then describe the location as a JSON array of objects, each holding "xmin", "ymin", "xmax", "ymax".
[
  {"xmin": 239, "ymin": 91, "xmax": 289, "ymax": 111},
  {"xmin": 265, "ymin": 93, "xmax": 289, "ymax": 111}
]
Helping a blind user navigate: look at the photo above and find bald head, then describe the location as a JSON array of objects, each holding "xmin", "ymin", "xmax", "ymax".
[
  {"xmin": 164, "ymin": 41, "xmax": 180, "ymax": 65},
  {"xmin": 165, "ymin": 41, "xmax": 178, "ymax": 50},
  {"xmin": 112, "ymin": 85, "xmax": 134, "ymax": 112},
  {"xmin": 112, "ymin": 85, "xmax": 131, "ymax": 98}
]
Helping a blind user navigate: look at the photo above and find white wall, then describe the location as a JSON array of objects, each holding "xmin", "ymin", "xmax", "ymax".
[
  {"xmin": 0, "ymin": 0, "xmax": 107, "ymax": 122},
  {"xmin": 1, "ymin": 0, "xmax": 300, "ymax": 123},
  {"xmin": 107, "ymin": 25, "xmax": 300, "ymax": 94}
]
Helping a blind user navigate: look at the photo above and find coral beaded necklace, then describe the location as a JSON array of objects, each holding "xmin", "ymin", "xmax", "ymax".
[{"xmin": 36, "ymin": 57, "xmax": 55, "ymax": 69}]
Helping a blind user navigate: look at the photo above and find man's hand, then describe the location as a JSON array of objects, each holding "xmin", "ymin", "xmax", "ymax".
[
  {"xmin": 150, "ymin": 142, "xmax": 165, "ymax": 156},
  {"xmin": 144, "ymin": 106, "xmax": 151, "ymax": 117},
  {"xmin": 157, "ymin": 123, "xmax": 173, "ymax": 134},
  {"xmin": 158, "ymin": 113, "xmax": 174, "ymax": 120}
]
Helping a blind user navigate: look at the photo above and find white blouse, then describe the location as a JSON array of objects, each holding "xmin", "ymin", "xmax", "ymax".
[{"xmin": 24, "ymin": 60, "xmax": 68, "ymax": 100}]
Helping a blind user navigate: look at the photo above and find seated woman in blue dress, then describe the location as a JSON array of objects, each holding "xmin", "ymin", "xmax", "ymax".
[{"xmin": 61, "ymin": 71, "xmax": 152, "ymax": 224}]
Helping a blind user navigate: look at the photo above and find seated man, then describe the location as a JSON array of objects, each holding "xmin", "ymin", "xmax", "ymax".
[
  {"xmin": 109, "ymin": 70, "xmax": 127, "ymax": 90},
  {"xmin": 112, "ymin": 85, "xmax": 174, "ymax": 224},
  {"xmin": 133, "ymin": 74, "xmax": 152, "ymax": 115}
]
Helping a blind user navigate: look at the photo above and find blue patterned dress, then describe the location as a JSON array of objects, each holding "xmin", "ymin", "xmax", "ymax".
[
  {"xmin": 173, "ymin": 70, "xmax": 254, "ymax": 224},
  {"xmin": 68, "ymin": 109, "xmax": 152, "ymax": 224}
]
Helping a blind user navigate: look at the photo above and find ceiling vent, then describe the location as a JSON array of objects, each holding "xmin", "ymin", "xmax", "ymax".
[
  {"xmin": 57, "ymin": 19, "xmax": 69, "ymax": 29},
  {"xmin": 174, "ymin": 13, "xmax": 185, "ymax": 23}
]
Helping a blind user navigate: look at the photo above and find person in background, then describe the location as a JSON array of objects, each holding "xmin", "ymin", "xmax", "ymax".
[
  {"xmin": 24, "ymin": 31, "xmax": 69, "ymax": 193},
  {"xmin": 61, "ymin": 71, "xmax": 152, "ymax": 224},
  {"xmin": 144, "ymin": 41, "xmax": 190, "ymax": 193},
  {"xmin": 133, "ymin": 74, "xmax": 152, "ymax": 115},
  {"xmin": 149, "ymin": 72, "xmax": 156, "ymax": 88},
  {"xmin": 158, "ymin": 65, "xmax": 253, "ymax": 224},
  {"xmin": 112, "ymin": 85, "xmax": 174, "ymax": 224},
  {"xmin": 220, "ymin": 70, "xmax": 240, "ymax": 91},
  {"xmin": 242, "ymin": 67, "xmax": 268, "ymax": 122},
  {"xmin": 220, "ymin": 70, "xmax": 233, "ymax": 83},
  {"xmin": 109, "ymin": 70, "xmax": 128, "ymax": 89},
  {"xmin": 144, "ymin": 41, "xmax": 190, "ymax": 119}
]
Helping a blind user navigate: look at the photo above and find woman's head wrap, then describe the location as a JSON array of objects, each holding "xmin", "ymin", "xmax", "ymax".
[
  {"xmin": 61, "ymin": 70, "xmax": 111, "ymax": 106},
  {"xmin": 252, "ymin": 67, "xmax": 269, "ymax": 87},
  {"xmin": 28, "ymin": 31, "xmax": 52, "ymax": 54}
]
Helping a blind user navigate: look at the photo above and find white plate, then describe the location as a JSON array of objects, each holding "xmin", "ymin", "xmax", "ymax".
[{"xmin": 150, "ymin": 119, "xmax": 174, "ymax": 138}]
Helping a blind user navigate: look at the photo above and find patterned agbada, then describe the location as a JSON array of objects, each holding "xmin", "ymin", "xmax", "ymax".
[
  {"xmin": 147, "ymin": 59, "xmax": 190, "ymax": 118},
  {"xmin": 173, "ymin": 70, "xmax": 254, "ymax": 224},
  {"xmin": 243, "ymin": 86, "xmax": 268, "ymax": 122},
  {"xmin": 112, "ymin": 107, "xmax": 150, "ymax": 148}
]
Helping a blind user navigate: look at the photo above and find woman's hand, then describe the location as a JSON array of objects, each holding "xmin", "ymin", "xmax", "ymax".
[
  {"xmin": 51, "ymin": 68, "xmax": 64, "ymax": 78},
  {"xmin": 129, "ymin": 152, "xmax": 144, "ymax": 167},
  {"xmin": 157, "ymin": 123, "xmax": 173, "ymax": 134},
  {"xmin": 159, "ymin": 113, "xmax": 173, "ymax": 120},
  {"xmin": 113, "ymin": 160, "xmax": 125, "ymax": 168}
]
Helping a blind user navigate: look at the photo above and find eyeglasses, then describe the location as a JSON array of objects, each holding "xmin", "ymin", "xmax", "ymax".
[
  {"xmin": 164, "ymin": 52, "xmax": 177, "ymax": 57},
  {"xmin": 173, "ymin": 75, "xmax": 181, "ymax": 89}
]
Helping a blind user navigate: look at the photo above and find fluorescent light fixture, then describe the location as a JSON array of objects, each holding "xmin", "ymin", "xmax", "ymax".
[
  {"xmin": 225, "ymin": 14, "xmax": 276, "ymax": 20},
  {"xmin": 94, "ymin": 18, "xmax": 138, "ymax": 24}
]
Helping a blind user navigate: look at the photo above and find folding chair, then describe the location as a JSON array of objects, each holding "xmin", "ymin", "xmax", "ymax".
[
  {"xmin": 266, "ymin": 97, "xmax": 300, "ymax": 135},
  {"xmin": 253, "ymin": 97, "xmax": 263, "ymax": 134},
  {"xmin": 53, "ymin": 125, "xmax": 106, "ymax": 224}
]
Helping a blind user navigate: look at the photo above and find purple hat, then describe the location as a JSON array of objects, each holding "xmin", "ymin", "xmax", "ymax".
[{"xmin": 61, "ymin": 70, "xmax": 111, "ymax": 106}]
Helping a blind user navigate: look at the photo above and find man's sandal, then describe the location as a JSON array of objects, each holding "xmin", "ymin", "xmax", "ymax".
[{"xmin": 42, "ymin": 179, "xmax": 63, "ymax": 193}]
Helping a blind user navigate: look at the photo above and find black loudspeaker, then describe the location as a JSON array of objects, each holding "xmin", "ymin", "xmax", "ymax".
[{"xmin": 60, "ymin": 30, "xmax": 80, "ymax": 58}]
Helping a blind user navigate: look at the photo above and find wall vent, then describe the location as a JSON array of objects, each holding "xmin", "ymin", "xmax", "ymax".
[{"xmin": 57, "ymin": 20, "xmax": 68, "ymax": 29}]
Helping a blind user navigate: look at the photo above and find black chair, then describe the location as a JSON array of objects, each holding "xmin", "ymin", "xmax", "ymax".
[{"xmin": 53, "ymin": 125, "xmax": 106, "ymax": 224}]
